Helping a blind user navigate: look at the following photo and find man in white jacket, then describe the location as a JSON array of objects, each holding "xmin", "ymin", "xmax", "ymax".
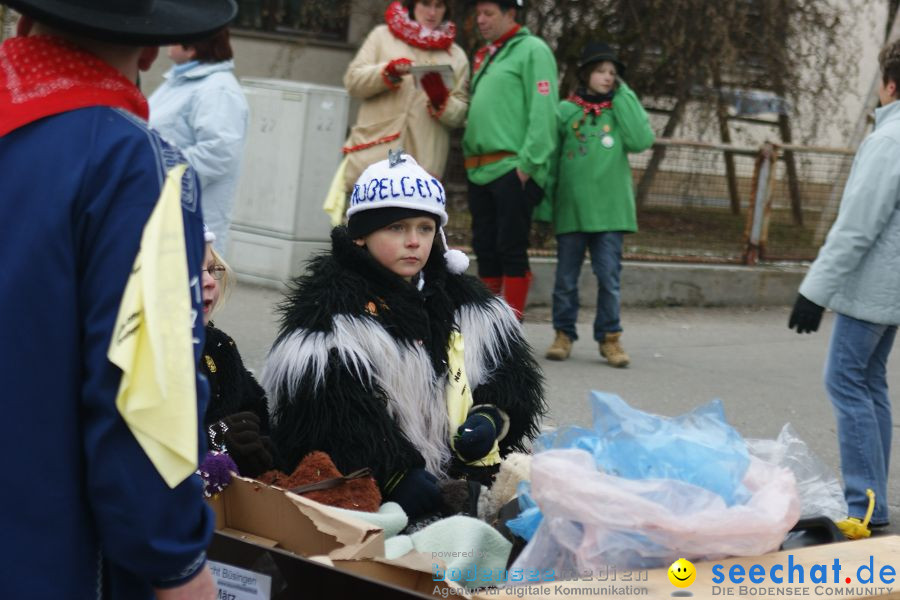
[{"xmin": 789, "ymin": 39, "xmax": 900, "ymax": 538}]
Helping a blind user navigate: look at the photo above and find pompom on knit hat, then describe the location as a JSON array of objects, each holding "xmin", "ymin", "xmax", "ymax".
[
  {"xmin": 347, "ymin": 150, "xmax": 469, "ymax": 274},
  {"xmin": 203, "ymin": 224, "xmax": 216, "ymax": 244}
]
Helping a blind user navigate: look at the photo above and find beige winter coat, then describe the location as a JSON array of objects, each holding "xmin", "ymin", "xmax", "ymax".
[{"xmin": 342, "ymin": 24, "xmax": 469, "ymax": 190}]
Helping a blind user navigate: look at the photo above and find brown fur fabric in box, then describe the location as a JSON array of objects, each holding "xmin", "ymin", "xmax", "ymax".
[{"xmin": 257, "ymin": 451, "xmax": 381, "ymax": 512}]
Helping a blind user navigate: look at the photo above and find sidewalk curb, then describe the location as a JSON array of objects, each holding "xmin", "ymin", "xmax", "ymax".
[
  {"xmin": 234, "ymin": 254, "xmax": 807, "ymax": 308},
  {"xmin": 527, "ymin": 258, "xmax": 806, "ymax": 307}
]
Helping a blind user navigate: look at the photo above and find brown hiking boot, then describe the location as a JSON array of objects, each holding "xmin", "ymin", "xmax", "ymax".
[
  {"xmin": 599, "ymin": 332, "xmax": 630, "ymax": 368},
  {"xmin": 545, "ymin": 330, "xmax": 573, "ymax": 361}
]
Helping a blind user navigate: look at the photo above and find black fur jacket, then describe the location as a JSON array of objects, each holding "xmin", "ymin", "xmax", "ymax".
[
  {"xmin": 201, "ymin": 324, "xmax": 270, "ymax": 433},
  {"xmin": 262, "ymin": 227, "xmax": 545, "ymax": 491}
]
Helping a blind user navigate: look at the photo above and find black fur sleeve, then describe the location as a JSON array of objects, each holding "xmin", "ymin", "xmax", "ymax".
[
  {"xmin": 203, "ymin": 324, "xmax": 271, "ymax": 432},
  {"xmin": 269, "ymin": 350, "xmax": 425, "ymax": 490},
  {"xmin": 473, "ymin": 328, "xmax": 547, "ymax": 454},
  {"xmin": 447, "ymin": 275, "xmax": 548, "ymax": 454}
]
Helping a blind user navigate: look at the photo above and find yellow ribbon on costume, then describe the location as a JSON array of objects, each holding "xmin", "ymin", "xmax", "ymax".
[
  {"xmin": 107, "ymin": 163, "xmax": 198, "ymax": 489},
  {"xmin": 446, "ymin": 330, "xmax": 501, "ymax": 466},
  {"xmin": 322, "ymin": 155, "xmax": 350, "ymax": 226}
]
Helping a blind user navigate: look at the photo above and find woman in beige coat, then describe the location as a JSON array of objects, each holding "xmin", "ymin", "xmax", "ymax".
[{"xmin": 342, "ymin": 0, "xmax": 469, "ymax": 190}]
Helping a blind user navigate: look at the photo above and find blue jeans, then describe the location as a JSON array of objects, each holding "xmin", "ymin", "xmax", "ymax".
[
  {"xmin": 824, "ymin": 313, "xmax": 897, "ymax": 524},
  {"xmin": 551, "ymin": 232, "xmax": 623, "ymax": 342}
]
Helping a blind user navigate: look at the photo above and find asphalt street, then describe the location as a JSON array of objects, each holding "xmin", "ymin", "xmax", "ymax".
[{"xmin": 215, "ymin": 282, "xmax": 900, "ymax": 534}]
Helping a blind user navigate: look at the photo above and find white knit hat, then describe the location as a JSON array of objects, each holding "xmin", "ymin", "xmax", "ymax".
[{"xmin": 347, "ymin": 150, "xmax": 469, "ymax": 274}]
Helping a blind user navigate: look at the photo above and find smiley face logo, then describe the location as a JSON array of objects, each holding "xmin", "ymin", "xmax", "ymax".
[{"xmin": 668, "ymin": 558, "xmax": 696, "ymax": 588}]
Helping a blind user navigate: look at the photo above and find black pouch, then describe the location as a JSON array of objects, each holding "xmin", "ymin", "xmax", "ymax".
[{"xmin": 780, "ymin": 516, "xmax": 847, "ymax": 550}]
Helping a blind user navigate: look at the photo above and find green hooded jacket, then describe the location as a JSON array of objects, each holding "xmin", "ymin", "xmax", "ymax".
[
  {"xmin": 535, "ymin": 81, "xmax": 654, "ymax": 233},
  {"xmin": 462, "ymin": 27, "xmax": 559, "ymax": 190}
]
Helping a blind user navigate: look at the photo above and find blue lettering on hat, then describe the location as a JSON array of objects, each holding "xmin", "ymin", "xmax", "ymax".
[
  {"xmin": 378, "ymin": 178, "xmax": 390, "ymax": 200},
  {"xmin": 430, "ymin": 178, "xmax": 445, "ymax": 205},
  {"xmin": 366, "ymin": 179, "xmax": 379, "ymax": 201},
  {"xmin": 388, "ymin": 177, "xmax": 399, "ymax": 198},
  {"xmin": 350, "ymin": 184, "xmax": 361, "ymax": 205},
  {"xmin": 400, "ymin": 176, "xmax": 415, "ymax": 197},
  {"xmin": 416, "ymin": 178, "xmax": 429, "ymax": 198}
]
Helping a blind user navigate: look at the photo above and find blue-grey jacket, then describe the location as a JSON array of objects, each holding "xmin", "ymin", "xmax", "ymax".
[
  {"xmin": 149, "ymin": 60, "xmax": 248, "ymax": 252},
  {"xmin": 800, "ymin": 100, "xmax": 900, "ymax": 325}
]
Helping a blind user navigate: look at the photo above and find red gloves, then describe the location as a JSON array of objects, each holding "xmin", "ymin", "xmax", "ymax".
[
  {"xmin": 421, "ymin": 71, "xmax": 449, "ymax": 110},
  {"xmin": 383, "ymin": 58, "xmax": 412, "ymax": 88}
]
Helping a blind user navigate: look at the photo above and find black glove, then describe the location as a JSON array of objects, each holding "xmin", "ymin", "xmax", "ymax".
[
  {"xmin": 788, "ymin": 293, "xmax": 824, "ymax": 334},
  {"xmin": 385, "ymin": 468, "xmax": 442, "ymax": 518},
  {"xmin": 215, "ymin": 412, "xmax": 274, "ymax": 478},
  {"xmin": 454, "ymin": 407, "xmax": 501, "ymax": 462}
]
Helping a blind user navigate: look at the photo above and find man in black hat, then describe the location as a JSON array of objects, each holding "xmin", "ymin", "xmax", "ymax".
[
  {"xmin": 0, "ymin": 1, "xmax": 236, "ymax": 598},
  {"xmin": 462, "ymin": 0, "xmax": 558, "ymax": 321}
]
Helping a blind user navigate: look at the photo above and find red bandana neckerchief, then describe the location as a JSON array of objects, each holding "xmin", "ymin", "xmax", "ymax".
[
  {"xmin": 0, "ymin": 35, "xmax": 148, "ymax": 137},
  {"xmin": 473, "ymin": 24, "xmax": 521, "ymax": 73},
  {"xmin": 568, "ymin": 91, "xmax": 612, "ymax": 117},
  {"xmin": 384, "ymin": 1, "xmax": 456, "ymax": 51}
]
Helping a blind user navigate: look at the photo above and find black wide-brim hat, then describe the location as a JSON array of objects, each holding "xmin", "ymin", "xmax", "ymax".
[
  {"xmin": 5, "ymin": 0, "xmax": 238, "ymax": 45},
  {"xmin": 578, "ymin": 41, "xmax": 626, "ymax": 79}
]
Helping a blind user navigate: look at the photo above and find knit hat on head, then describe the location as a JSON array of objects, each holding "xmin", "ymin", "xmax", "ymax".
[
  {"xmin": 203, "ymin": 224, "xmax": 216, "ymax": 244},
  {"xmin": 347, "ymin": 150, "xmax": 469, "ymax": 274}
]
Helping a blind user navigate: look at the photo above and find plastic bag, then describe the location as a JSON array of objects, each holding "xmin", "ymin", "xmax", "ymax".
[
  {"xmin": 511, "ymin": 448, "xmax": 800, "ymax": 575},
  {"xmin": 510, "ymin": 393, "xmax": 801, "ymax": 576},
  {"xmin": 747, "ymin": 423, "xmax": 847, "ymax": 522},
  {"xmin": 537, "ymin": 392, "xmax": 751, "ymax": 505},
  {"xmin": 505, "ymin": 481, "xmax": 542, "ymax": 541}
]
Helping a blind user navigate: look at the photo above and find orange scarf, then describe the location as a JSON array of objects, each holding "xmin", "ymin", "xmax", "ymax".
[{"xmin": 0, "ymin": 36, "xmax": 148, "ymax": 137}]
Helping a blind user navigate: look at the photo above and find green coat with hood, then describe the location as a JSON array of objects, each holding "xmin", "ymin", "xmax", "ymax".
[
  {"xmin": 535, "ymin": 81, "xmax": 654, "ymax": 233},
  {"xmin": 462, "ymin": 27, "xmax": 559, "ymax": 190}
]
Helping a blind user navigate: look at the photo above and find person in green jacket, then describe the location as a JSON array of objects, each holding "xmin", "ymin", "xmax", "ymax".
[
  {"xmin": 462, "ymin": 0, "xmax": 559, "ymax": 320},
  {"xmin": 537, "ymin": 42, "xmax": 654, "ymax": 366}
]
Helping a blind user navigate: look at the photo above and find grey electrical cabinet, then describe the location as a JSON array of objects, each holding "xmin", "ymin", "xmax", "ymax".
[{"xmin": 229, "ymin": 78, "xmax": 349, "ymax": 287}]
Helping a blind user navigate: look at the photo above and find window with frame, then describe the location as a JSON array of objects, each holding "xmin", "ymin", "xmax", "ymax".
[{"xmin": 234, "ymin": 0, "xmax": 351, "ymax": 41}]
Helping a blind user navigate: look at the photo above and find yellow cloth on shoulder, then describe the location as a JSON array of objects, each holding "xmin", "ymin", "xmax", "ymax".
[
  {"xmin": 107, "ymin": 163, "xmax": 198, "ymax": 489},
  {"xmin": 446, "ymin": 330, "xmax": 500, "ymax": 467},
  {"xmin": 323, "ymin": 155, "xmax": 350, "ymax": 227}
]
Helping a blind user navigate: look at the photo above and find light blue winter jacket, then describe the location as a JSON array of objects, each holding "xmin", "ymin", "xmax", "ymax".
[
  {"xmin": 799, "ymin": 100, "xmax": 900, "ymax": 325},
  {"xmin": 149, "ymin": 60, "xmax": 248, "ymax": 252}
]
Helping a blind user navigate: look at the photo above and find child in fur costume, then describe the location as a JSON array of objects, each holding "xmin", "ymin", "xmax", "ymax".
[
  {"xmin": 199, "ymin": 229, "xmax": 274, "ymax": 479},
  {"xmin": 263, "ymin": 151, "xmax": 546, "ymax": 519}
]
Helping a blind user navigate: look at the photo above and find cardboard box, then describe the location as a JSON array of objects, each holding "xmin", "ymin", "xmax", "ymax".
[
  {"xmin": 207, "ymin": 476, "xmax": 468, "ymax": 598},
  {"xmin": 209, "ymin": 530, "xmax": 443, "ymax": 599},
  {"xmin": 208, "ymin": 475, "xmax": 383, "ymax": 560},
  {"xmin": 471, "ymin": 535, "xmax": 900, "ymax": 600}
]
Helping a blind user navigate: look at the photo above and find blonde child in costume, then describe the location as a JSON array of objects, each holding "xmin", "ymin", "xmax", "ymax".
[
  {"xmin": 199, "ymin": 228, "xmax": 273, "ymax": 479},
  {"xmin": 538, "ymin": 42, "xmax": 654, "ymax": 367},
  {"xmin": 265, "ymin": 151, "xmax": 545, "ymax": 519}
]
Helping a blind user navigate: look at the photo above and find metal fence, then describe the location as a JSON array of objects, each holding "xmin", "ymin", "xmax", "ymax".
[{"xmin": 443, "ymin": 137, "xmax": 855, "ymax": 265}]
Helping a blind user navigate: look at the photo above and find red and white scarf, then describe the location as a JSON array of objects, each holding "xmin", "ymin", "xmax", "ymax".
[
  {"xmin": 384, "ymin": 1, "xmax": 455, "ymax": 51},
  {"xmin": 473, "ymin": 24, "xmax": 521, "ymax": 73},
  {"xmin": 0, "ymin": 35, "xmax": 148, "ymax": 137},
  {"xmin": 568, "ymin": 90, "xmax": 613, "ymax": 117}
]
